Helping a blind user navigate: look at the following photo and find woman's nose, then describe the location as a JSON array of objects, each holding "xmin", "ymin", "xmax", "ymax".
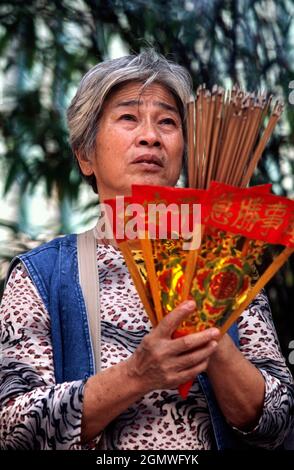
[{"xmin": 135, "ymin": 123, "xmax": 162, "ymax": 148}]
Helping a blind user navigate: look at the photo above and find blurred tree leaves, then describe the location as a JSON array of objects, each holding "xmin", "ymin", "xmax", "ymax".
[{"xmin": 0, "ymin": 0, "xmax": 293, "ymax": 365}]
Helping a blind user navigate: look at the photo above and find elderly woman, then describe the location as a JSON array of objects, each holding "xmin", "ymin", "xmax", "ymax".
[{"xmin": 0, "ymin": 50, "xmax": 293, "ymax": 450}]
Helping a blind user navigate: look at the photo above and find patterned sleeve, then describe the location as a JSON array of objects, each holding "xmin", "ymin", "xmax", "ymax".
[
  {"xmin": 234, "ymin": 291, "xmax": 294, "ymax": 448},
  {"xmin": 0, "ymin": 264, "xmax": 89, "ymax": 450}
]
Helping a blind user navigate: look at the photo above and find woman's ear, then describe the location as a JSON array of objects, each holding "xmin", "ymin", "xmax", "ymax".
[{"xmin": 75, "ymin": 150, "xmax": 93, "ymax": 176}]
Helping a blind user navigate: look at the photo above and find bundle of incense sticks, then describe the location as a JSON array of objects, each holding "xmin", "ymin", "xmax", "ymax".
[{"xmin": 187, "ymin": 84, "xmax": 284, "ymax": 189}]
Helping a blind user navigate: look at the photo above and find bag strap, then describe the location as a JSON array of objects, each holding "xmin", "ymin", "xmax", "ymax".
[{"xmin": 77, "ymin": 229, "xmax": 101, "ymax": 373}]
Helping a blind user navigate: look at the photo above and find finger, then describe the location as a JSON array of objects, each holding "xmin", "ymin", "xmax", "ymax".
[
  {"xmin": 173, "ymin": 340, "xmax": 218, "ymax": 371},
  {"xmin": 181, "ymin": 360, "xmax": 210, "ymax": 382},
  {"xmin": 162, "ymin": 326, "xmax": 220, "ymax": 356},
  {"xmin": 169, "ymin": 359, "xmax": 211, "ymax": 387},
  {"xmin": 157, "ymin": 300, "xmax": 196, "ymax": 337},
  {"xmin": 173, "ymin": 328, "xmax": 220, "ymax": 353}
]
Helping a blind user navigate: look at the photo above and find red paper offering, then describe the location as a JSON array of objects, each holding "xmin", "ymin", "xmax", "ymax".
[{"xmin": 104, "ymin": 183, "xmax": 294, "ymax": 398}]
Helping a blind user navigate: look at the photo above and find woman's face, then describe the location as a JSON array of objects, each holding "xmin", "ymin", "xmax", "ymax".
[{"xmin": 78, "ymin": 81, "xmax": 185, "ymax": 201}]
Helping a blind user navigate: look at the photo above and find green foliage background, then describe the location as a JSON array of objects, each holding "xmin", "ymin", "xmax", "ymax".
[{"xmin": 0, "ymin": 0, "xmax": 293, "ymax": 370}]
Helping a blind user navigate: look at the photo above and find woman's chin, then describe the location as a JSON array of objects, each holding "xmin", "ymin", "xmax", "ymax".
[{"xmin": 132, "ymin": 173, "xmax": 175, "ymax": 188}]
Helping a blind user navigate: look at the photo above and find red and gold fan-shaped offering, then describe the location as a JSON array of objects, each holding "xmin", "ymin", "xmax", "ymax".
[{"xmin": 103, "ymin": 182, "xmax": 294, "ymax": 398}]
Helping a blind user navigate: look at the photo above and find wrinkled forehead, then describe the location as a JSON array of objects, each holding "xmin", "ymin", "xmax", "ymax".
[{"xmin": 102, "ymin": 80, "xmax": 184, "ymax": 119}]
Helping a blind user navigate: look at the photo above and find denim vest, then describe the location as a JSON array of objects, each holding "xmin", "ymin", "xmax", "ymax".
[{"xmin": 8, "ymin": 234, "xmax": 240, "ymax": 450}]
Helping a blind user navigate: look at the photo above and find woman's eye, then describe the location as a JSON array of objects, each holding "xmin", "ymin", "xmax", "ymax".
[
  {"xmin": 160, "ymin": 118, "xmax": 176, "ymax": 126},
  {"xmin": 120, "ymin": 114, "xmax": 137, "ymax": 121}
]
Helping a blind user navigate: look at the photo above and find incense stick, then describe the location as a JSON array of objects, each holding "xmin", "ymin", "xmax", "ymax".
[
  {"xmin": 187, "ymin": 101, "xmax": 195, "ymax": 188},
  {"xmin": 242, "ymin": 105, "xmax": 283, "ymax": 186}
]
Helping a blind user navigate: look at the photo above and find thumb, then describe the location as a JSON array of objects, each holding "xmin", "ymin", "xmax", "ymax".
[{"xmin": 157, "ymin": 300, "xmax": 196, "ymax": 338}]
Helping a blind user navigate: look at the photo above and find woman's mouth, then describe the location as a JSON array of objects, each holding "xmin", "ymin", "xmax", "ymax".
[{"xmin": 131, "ymin": 154, "xmax": 164, "ymax": 171}]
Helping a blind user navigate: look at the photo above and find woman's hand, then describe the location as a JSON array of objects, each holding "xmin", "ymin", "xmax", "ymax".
[
  {"xmin": 126, "ymin": 300, "xmax": 220, "ymax": 393},
  {"xmin": 82, "ymin": 300, "xmax": 220, "ymax": 443}
]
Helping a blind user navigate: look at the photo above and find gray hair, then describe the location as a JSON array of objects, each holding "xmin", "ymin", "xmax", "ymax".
[{"xmin": 67, "ymin": 49, "xmax": 192, "ymax": 193}]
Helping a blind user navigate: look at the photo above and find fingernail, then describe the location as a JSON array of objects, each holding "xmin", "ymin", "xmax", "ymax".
[
  {"xmin": 210, "ymin": 328, "xmax": 220, "ymax": 339},
  {"xmin": 182, "ymin": 300, "xmax": 196, "ymax": 310}
]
